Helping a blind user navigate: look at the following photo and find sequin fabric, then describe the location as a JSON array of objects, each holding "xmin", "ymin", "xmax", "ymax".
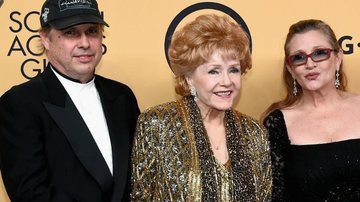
[
  {"xmin": 263, "ymin": 110, "xmax": 290, "ymax": 202},
  {"xmin": 264, "ymin": 109, "xmax": 360, "ymax": 201},
  {"xmin": 131, "ymin": 96, "xmax": 272, "ymax": 201}
]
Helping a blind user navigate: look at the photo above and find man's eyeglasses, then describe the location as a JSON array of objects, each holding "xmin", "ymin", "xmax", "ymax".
[{"xmin": 287, "ymin": 48, "xmax": 335, "ymax": 67}]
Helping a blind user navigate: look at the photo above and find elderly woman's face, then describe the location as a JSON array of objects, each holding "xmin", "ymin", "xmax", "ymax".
[{"xmin": 186, "ymin": 51, "xmax": 241, "ymax": 112}]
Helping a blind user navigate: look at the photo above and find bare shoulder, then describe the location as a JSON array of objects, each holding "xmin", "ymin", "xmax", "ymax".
[
  {"xmin": 335, "ymin": 91, "xmax": 360, "ymax": 121},
  {"xmin": 279, "ymin": 105, "xmax": 305, "ymax": 129},
  {"xmin": 341, "ymin": 91, "xmax": 360, "ymax": 105},
  {"xmin": 280, "ymin": 106, "xmax": 298, "ymax": 118}
]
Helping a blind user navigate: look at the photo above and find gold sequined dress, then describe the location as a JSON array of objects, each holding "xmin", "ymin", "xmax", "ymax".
[{"xmin": 131, "ymin": 96, "xmax": 272, "ymax": 201}]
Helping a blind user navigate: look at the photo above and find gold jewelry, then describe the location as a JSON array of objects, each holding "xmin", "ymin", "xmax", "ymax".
[{"xmin": 208, "ymin": 135, "xmax": 225, "ymax": 151}]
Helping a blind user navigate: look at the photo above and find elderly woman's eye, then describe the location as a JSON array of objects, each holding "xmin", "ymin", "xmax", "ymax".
[
  {"xmin": 208, "ymin": 70, "xmax": 218, "ymax": 75},
  {"xmin": 229, "ymin": 67, "xmax": 240, "ymax": 73}
]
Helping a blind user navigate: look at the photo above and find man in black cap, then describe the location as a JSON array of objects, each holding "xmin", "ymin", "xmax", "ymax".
[{"xmin": 0, "ymin": 0, "xmax": 139, "ymax": 201}]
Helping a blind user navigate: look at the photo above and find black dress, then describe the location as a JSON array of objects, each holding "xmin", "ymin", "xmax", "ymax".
[{"xmin": 264, "ymin": 109, "xmax": 360, "ymax": 202}]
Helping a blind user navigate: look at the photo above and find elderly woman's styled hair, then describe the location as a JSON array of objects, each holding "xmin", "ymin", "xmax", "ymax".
[{"xmin": 168, "ymin": 14, "xmax": 252, "ymax": 96}]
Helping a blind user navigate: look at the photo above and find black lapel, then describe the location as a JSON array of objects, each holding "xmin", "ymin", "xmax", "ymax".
[
  {"xmin": 41, "ymin": 66, "xmax": 113, "ymax": 192},
  {"xmin": 95, "ymin": 77, "xmax": 133, "ymax": 198}
]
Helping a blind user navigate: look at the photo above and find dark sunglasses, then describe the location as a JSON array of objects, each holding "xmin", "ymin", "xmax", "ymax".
[{"xmin": 287, "ymin": 48, "xmax": 335, "ymax": 67}]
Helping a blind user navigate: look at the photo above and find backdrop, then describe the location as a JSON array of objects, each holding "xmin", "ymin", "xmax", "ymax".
[{"xmin": 1, "ymin": 0, "xmax": 360, "ymax": 200}]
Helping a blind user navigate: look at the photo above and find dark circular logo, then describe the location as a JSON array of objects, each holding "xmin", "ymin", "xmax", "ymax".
[{"xmin": 164, "ymin": 2, "xmax": 252, "ymax": 70}]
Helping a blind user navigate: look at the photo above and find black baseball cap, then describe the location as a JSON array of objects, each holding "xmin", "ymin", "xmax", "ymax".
[{"xmin": 40, "ymin": 0, "xmax": 109, "ymax": 29}]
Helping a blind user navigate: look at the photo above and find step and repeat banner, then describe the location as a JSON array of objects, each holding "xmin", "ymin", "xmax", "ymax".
[{"xmin": 1, "ymin": 0, "xmax": 360, "ymax": 200}]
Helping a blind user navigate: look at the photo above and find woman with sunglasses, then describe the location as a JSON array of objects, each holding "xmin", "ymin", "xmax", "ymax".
[{"xmin": 261, "ymin": 19, "xmax": 360, "ymax": 201}]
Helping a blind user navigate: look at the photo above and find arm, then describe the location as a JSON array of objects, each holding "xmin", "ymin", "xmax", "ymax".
[
  {"xmin": 248, "ymin": 119, "xmax": 272, "ymax": 202},
  {"xmin": 0, "ymin": 90, "xmax": 50, "ymax": 202},
  {"xmin": 120, "ymin": 87, "xmax": 140, "ymax": 202},
  {"xmin": 130, "ymin": 111, "xmax": 158, "ymax": 201},
  {"xmin": 263, "ymin": 110, "xmax": 290, "ymax": 202}
]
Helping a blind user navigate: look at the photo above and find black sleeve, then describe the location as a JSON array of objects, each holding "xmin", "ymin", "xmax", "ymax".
[
  {"xmin": 0, "ymin": 89, "xmax": 51, "ymax": 202},
  {"xmin": 263, "ymin": 110, "xmax": 290, "ymax": 202}
]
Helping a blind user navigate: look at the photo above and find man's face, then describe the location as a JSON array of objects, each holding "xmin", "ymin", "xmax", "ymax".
[{"xmin": 40, "ymin": 23, "xmax": 103, "ymax": 83}]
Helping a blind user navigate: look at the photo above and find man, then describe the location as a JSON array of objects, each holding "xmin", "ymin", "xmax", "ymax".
[{"xmin": 0, "ymin": 0, "xmax": 139, "ymax": 201}]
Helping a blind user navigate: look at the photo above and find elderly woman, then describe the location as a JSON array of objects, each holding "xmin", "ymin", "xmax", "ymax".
[
  {"xmin": 262, "ymin": 19, "xmax": 360, "ymax": 201},
  {"xmin": 130, "ymin": 14, "xmax": 271, "ymax": 201}
]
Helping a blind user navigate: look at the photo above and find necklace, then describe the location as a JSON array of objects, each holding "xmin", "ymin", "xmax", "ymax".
[
  {"xmin": 208, "ymin": 136, "xmax": 223, "ymax": 151},
  {"xmin": 205, "ymin": 126, "xmax": 226, "ymax": 151}
]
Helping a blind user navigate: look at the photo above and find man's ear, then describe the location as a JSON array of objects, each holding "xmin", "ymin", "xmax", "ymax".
[{"xmin": 39, "ymin": 30, "xmax": 50, "ymax": 50}]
